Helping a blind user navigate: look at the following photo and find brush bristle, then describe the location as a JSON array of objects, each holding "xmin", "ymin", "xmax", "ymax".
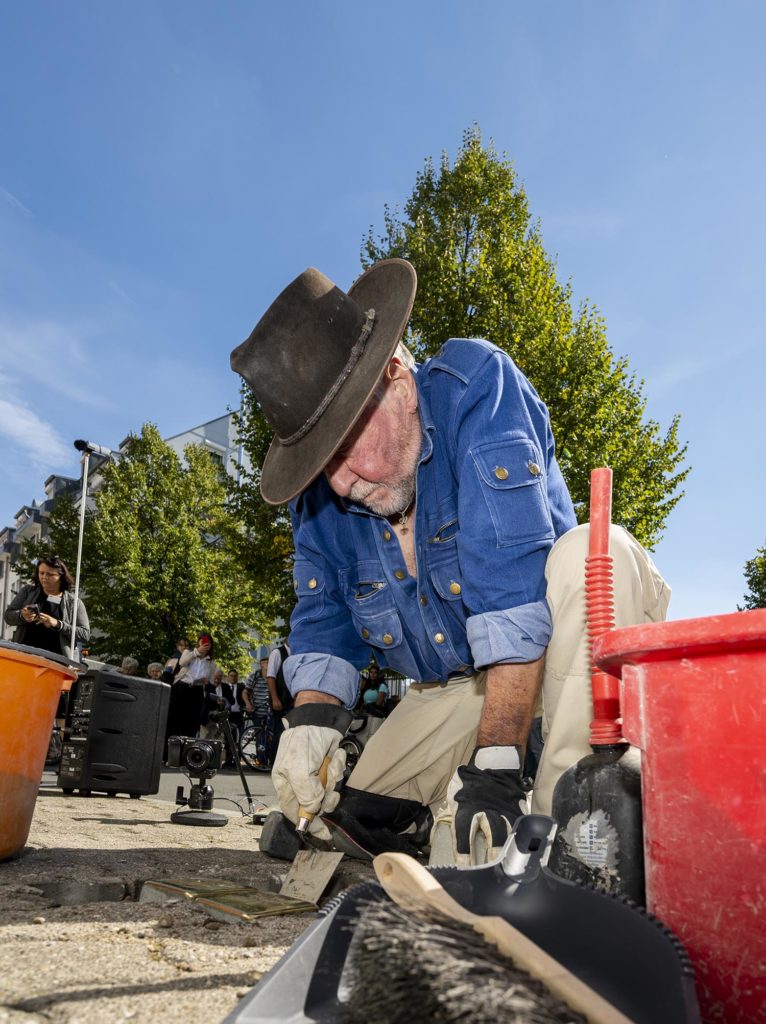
[{"xmin": 343, "ymin": 899, "xmax": 588, "ymax": 1024}]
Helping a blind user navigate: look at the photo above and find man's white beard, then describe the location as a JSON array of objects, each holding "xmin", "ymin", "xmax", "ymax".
[{"xmin": 351, "ymin": 472, "xmax": 416, "ymax": 518}]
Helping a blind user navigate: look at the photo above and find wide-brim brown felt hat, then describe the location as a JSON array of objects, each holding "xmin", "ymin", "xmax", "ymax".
[{"xmin": 230, "ymin": 258, "xmax": 417, "ymax": 505}]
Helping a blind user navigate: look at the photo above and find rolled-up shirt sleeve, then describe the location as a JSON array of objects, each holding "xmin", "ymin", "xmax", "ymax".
[
  {"xmin": 466, "ymin": 600, "xmax": 552, "ymax": 668},
  {"xmin": 283, "ymin": 652, "xmax": 360, "ymax": 709}
]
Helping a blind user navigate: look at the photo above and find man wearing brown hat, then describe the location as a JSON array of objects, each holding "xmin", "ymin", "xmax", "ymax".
[{"xmin": 231, "ymin": 259, "xmax": 669, "ymax": 864}]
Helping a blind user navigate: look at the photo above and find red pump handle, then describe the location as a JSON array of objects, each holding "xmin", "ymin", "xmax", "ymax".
[{"xmin": 585, "ymin": 467, "xmax": 624, "ymax": 746}]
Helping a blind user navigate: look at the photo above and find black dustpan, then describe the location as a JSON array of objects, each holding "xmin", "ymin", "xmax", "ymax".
[
  {"xmin": 224, "ymin": 814, "xmax": 700, "ymax": 1024},
  {"xmin": 429, "ymin": 815, "xmax": 700, "ymax": 1024}
]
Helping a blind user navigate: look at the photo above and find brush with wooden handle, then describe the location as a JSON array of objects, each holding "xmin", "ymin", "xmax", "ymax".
[
  {"xmin": 295, "ymin": 755, "xmax": 332, "ymax": 837},
  {"xmin": 373, "ymin": 851, "xmax": 637, "ymax": 1024}
]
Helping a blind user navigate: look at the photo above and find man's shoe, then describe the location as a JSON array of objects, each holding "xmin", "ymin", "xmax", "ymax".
[
  {"xmin": 258, "ymin": 811, "xmax": 335, "ymax": 859},
  {"xmin": 322, "ymin": 803, "xmax": 433, "ymax": 861},
  {"xmin": 258, "ymin": 811, "xmax": 302, "ymax": 860}
]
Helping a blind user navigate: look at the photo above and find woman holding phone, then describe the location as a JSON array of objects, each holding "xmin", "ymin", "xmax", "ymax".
[{"xmin": 4, "ymin": 555, "xmax": 90, "ymax": 659}]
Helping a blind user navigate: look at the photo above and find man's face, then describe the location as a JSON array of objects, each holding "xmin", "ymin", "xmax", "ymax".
[
  {"xmin": 260, "ymin": 658, "xmax": 269, "ymax": 674},
  {"xmin": 324, "ymin": 364, "xmax": 421, "ymax": 517},
  {"xmin": 213, "ymin": 670, "xmax": 223, "ymax": 684},
  {"xmin": 228, "ymin": 671, "xmax": 238, "ymax": 685}
]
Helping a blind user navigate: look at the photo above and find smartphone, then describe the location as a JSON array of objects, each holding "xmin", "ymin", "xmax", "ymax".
[{"xmin": 26, "ymin": 604, "xmax": 40, "ymax": 617}]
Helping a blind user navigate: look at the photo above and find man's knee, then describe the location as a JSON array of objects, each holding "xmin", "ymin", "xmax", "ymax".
[
  {"xmin": 547, "ymin": 523, "xmax": 635, "ymax": 571},
  {"xmin": 547, "ymin": 525, "xmax": 656, "ymax": 608}
]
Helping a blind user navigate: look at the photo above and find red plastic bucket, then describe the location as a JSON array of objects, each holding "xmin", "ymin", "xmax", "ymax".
[
  {"xmin": 0, "ymin": 641, "xmax": 78, "ymax": 861},
  {"xmin": 594, "ymin": 610, "xmax": 766, "ymax": 1024}
]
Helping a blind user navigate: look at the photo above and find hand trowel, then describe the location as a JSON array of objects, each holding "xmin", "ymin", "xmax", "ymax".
[{"xmin": 278, "ymin": 755, "xmax": 343, "ymax": 905}]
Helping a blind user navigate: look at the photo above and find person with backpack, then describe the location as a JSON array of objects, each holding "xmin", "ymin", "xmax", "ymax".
[{"xmin": 266, "ymin": 642, "xmax": 292, "ymax": 762}]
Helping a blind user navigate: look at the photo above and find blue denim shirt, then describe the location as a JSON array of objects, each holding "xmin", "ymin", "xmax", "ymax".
[{"xmin": 284, "ymin": 338, "xmax": 577, "ymax": 708}]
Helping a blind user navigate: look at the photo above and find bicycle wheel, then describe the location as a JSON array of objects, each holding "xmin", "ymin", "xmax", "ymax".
[
  {"xmin": 339, "ymin": 735, "xmax": 363, "ymax": 779},
  {"xmin": 240, "ymin": 723, "xmax": 271, "ymax": 771},
  {"xmin": 45, "ymin": 726, "xmax": 63, "ymax": 768}
]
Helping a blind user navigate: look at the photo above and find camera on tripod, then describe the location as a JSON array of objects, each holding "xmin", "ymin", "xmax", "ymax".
[{"xmin": 167, "ymin": 735, "xmax": 224, "ymax": 779}]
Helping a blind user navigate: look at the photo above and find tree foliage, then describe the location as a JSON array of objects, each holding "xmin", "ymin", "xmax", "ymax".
[
  {"xmin": 741, "ymin": 542, "xmax": 766, "ymax": 610},
  {"xmin": 224, "ymin": 394, "xmax": 296, "ymax": 637},
  {"xmin": 18, "ymin": 424, "xmax": 258, "ymax": 671},
  {"xmin": 363, "ymin": 126, "xmax": 689, "ymax": 547}
]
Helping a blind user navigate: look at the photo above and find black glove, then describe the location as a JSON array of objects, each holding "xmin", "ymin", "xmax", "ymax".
[{"xmin": 448, "ymin": 745, "xmax": 528, "ymax": 865}]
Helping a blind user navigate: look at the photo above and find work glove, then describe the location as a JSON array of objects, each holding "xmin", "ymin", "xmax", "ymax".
[
  {"xmin": 442, "ymin": 745, "xmax": 529, "ymax": 867},
  {"xmin": 271, "ymin": 704, "xmax": 352, "ymax": 840}
]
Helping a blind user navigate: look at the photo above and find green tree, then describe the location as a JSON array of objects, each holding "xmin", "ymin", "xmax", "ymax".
[
  {"xmin": 741, "ymin": 542, "xmax": 766, "ymax": 609},
  {"xmin": 19, "ymin": 424, "xmax": 258, "ymax": 671},
  {"xmin": 224, "ymin": 395, "xmax": 296, "ymax": 637},
  {"xmin": 363, "ymin": 126, "xmax": 689, "ymax": 546}
]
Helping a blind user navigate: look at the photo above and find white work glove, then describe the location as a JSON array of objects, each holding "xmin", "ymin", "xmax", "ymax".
[
  {"xmin": 442, "ymin": 745, "xmax": 529, "ymax": 867},
  {"xmin": 271, "ymin": 704, "xmax": 352, "ymax": 840}
]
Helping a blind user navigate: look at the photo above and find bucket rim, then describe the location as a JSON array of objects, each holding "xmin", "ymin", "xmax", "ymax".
[
  {"xmin": 0, "ymin": 639, "xmax": 80, "ymax": 677},
  {"xmin": 594, "ymin": 608, "xmax": 766, "ymax": 676}
]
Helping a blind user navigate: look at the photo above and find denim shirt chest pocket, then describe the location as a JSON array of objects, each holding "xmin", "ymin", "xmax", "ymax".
[
  {"xmin": 425, "ymin": 497, "xmax": 464, "ymax": 604},
  {"xmin": 470, "ymin": 438, "xmax": 554, "ymax": 547},
  {"xmin": 339, "ymin": 560, "xmax": 403, "ymax": 649}
]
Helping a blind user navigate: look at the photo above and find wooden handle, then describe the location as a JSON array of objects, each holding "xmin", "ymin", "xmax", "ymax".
[
  {"xmin": 296, "ymin": 755, "xmax": 332, "ymax": 829},
  {"xmin": 373, "ymin": 853, "xmax": 636, "ymax": 1024}
]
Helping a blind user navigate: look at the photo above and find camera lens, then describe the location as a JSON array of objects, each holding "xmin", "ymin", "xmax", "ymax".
[{"xmin": 184, "ymin": 741, "xmax": 214, "ymax": 772}]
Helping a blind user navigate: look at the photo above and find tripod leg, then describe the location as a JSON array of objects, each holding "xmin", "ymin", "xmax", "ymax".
[{"xmin": 221, "ymin": 717, "xmax": 256, "ymax": 814}]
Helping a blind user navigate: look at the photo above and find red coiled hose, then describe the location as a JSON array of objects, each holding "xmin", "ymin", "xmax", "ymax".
[{"xmin": 586, "ymin": 467, "xmax": 624, "ymax": 746}]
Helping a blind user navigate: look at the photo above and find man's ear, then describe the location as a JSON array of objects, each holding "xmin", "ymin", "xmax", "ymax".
[{"xmin": 387, "ymin": 359, "xmax": 416, "ymax": 405}]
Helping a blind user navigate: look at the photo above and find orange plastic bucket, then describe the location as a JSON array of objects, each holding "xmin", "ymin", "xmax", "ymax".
[
  {"xmin": 0, "ymin": 641, "xmax": 78, "ymax": 861},
  {"xmin": 594, "ymin": 609, "xmax": 766, "ymax": 1024}
]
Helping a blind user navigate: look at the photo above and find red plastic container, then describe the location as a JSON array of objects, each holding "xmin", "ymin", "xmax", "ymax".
[{"xmin": 594, "ymin": 610, "xmax": 766, "ymax": 1024}]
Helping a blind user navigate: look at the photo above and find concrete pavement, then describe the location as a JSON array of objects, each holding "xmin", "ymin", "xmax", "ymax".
[{"xmin": 0, "ymin": 769, "xmax": 373, "ymax": 1024}]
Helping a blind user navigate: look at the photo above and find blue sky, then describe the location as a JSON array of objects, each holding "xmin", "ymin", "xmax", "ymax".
[{"xmin": 1, "ymin": 1, "xmax": 763, "ymax": 620}]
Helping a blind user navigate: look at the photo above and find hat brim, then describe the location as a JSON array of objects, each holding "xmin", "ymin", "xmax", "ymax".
[{"xmin": 259, "ymin": 259, "xmax": 416, "ymax": 505}]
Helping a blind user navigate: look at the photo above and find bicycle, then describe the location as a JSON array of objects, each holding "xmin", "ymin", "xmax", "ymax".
[
  {"xmin": 338, "ymin": 711, "xmax": 385, "ymax": 779},
  {"xmin": 239, "ymin": 712, "xmax": 275, "ymax": 771}
]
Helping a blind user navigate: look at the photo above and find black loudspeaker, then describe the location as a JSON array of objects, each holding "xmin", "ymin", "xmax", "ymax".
[{"xmin": 58, "ymin": 669, "xmax": 170, "ymax": 798}]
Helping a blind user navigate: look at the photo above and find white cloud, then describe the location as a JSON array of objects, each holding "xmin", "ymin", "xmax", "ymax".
[
  {"xmin": 0, "ymin": 320, "xmax": 110, "ymax": 409},
  {"xmin": 648, "ymin": 341, "xmax": 749, "ymax": 397},
  {"xmin": 0, "ymin": 398, "xmax": 71, "ymax": 469},
  {"xmin": 0, "ymin": 184, "xmax": 32, "ymax": 217}
]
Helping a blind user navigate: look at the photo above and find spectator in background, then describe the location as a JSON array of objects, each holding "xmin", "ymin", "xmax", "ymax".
[
  {"xmin": 5, "ymin": 555, "xmax": 91, "ymax": 732},
  {"xmin": 245, "ymin": 651, "xmax": 277, "ymax": 767},
  {"xmin": 266, "ymin": 641, "xmax": 292, "ymax": 761},
  {"xmin": 362, "ymin": 665, "xmax": 389, "ymax": 716},
  {"xmin": 245, "ymin": 654, "xmax": 270, "ymax": 717},
  {"xmin": 200, "ymin": 667, "xmax": 234, "ymax": 740},
  {"xmin": 5, "ymin": 556, "xmax": 90, "ymax": 659},
  {"xmin": 227, "ymin": 669, "xmax": 246, "ymax": 731},
  {"xmin": 117, "ymin": 656, "xmax": 140, "ymax": 676},
  {"xmin": 164, "ymin": 633, "xmax": 216, "ymax": 752},
  {"xmin": 224, "ymin": 668, "xmax": 247, "ymax": 767},
  {"xmin": 162, "ymin": 638, "xmax": 189, "ymax": 683},
  {"xmin": 147, "ymin": 662, "xmax": 164, "ymax": 681}
]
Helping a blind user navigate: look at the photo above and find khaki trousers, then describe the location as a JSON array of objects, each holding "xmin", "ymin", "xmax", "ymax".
[{"xmin": 347, "ymin": 525, "xmax": 669, "ymax": 815}]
